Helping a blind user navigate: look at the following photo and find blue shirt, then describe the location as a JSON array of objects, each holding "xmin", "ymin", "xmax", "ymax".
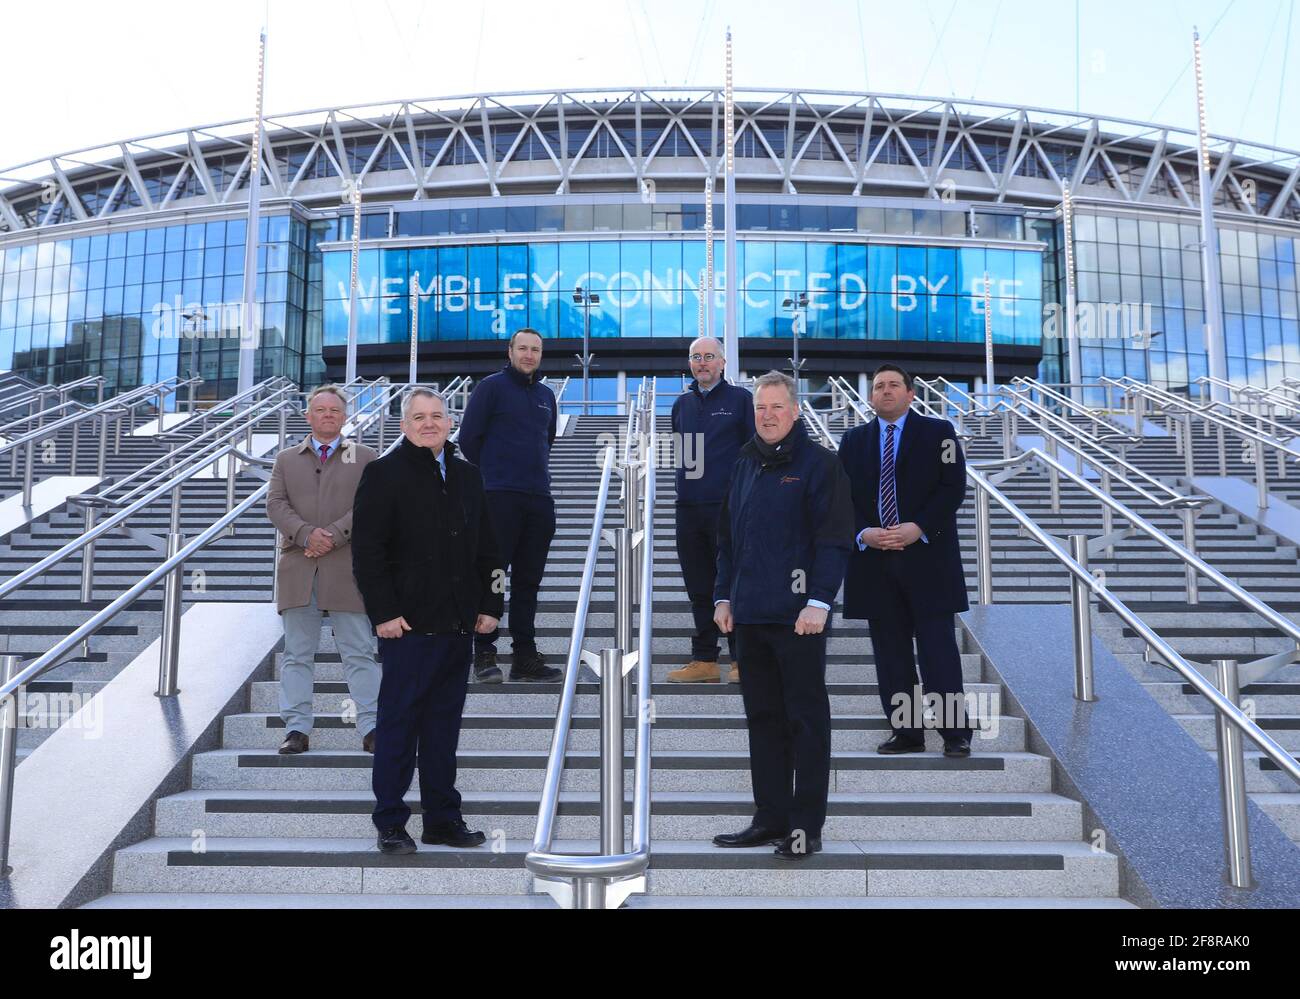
[{"xmin": 310, "ymin": 435, "xmax": 341, "ymax": 458}]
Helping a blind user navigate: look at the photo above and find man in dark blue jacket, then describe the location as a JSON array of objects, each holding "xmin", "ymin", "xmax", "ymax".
[
  {"xmin": 457, "ymin": 328, "xmax": 562, "ymax": 683},
  {"xmin": 667, "ymin": 336, "xmax": 754, "ymax": 684},
  {"xmin": 712, "ymin": 370, "xmax": 854, "ymax": 860},
  {"xmin": 838, "ymin": 363, "xmax": 973, "ymax": 758}
]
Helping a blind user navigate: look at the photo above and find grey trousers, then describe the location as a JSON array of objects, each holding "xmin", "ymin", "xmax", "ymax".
[{"xmin": 280, "ymin": 579, "xmax": 380, "ymax": 738}]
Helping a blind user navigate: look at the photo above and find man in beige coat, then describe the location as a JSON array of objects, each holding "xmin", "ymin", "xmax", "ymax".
[{"xmin": 267, "ymin": 384, "xmax": 380, "ymax": 754}]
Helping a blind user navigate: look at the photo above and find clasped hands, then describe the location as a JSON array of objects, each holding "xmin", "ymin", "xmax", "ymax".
[
  {"xmin": 376, "ymin": 614, "xmax": 499, "ymax": 639},
  {"xmin": 302, "ymin": 527, "xmax": 335, "ymax": 558},
  {"xmin": 858, "ymin": 522, "xmax": 923, "ymax": 551}
]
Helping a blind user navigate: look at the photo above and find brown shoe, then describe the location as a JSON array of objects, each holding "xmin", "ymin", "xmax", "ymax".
[
  {"xmin": 666, "ymin": 660, "xmax": 722, "ymax": 683},
  {"xmin": 278, "ymin": 730, "xmax": 309, "ymax": 755},
  {"xmin": 726, "ymin": 662, "xmax": 740, "ymax": 683},
  {"xmin": 362, "ymin": 731, "xmax": 376, "ymax": 754}
]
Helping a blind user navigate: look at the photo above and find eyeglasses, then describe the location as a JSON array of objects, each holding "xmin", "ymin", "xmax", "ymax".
[{"xmin": 689, "ymin": 353, "xmax": 719, "ymax": 363}]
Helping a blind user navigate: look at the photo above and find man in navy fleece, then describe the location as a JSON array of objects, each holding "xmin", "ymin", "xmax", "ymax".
[
  {"xmin": 457, "ymin": 328, "xmax": 563, "ymax": 683},
  {"xmin": 666, "ymin": 336, "xmax": 754, "ymax": 684}
]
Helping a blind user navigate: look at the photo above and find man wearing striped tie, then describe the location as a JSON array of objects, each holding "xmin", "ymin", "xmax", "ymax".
[{"xmin": 838, "ymin": 364, "xmax": 973, "ymax": 758}]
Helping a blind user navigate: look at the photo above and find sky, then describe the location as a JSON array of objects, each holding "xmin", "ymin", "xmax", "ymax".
[{"xmin": 1, "ymin": 0, "xmax": 1297, "ymax": 176}]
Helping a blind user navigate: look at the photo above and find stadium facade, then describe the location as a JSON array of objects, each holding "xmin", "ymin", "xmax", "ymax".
[{"xmin": 2, "ymin": 87, "xmax": 1299, "ymax": 406}]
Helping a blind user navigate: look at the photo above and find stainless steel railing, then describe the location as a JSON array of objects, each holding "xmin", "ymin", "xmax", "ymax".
[
  {"xmin": 527, "ymin": 383, "xmax": 657, "ymax": 909},
  {"xmin": 0, "ymin": 375, "xmax": 106, "ymax": 433},
  {"xmin": 1102, "ymin": 376, "xmax": 1300, "ymax": 508},
  {"xmin": 1, "ymin": 376, "xmax": 203, "ymax": 505}
]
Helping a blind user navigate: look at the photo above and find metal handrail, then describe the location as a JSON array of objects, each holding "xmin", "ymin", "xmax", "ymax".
[
  {"xmin": 0, "ymin": 397, "xmax": 93, "ymax": 436},
  {"xmin": 161, "ymin": 375, "xmax": 294, "ymax": 435},
  {"xmin": 528, "ymin": 382, "xmax": 658, "ymax": 907},
  {"xmin": 1009, "ymin": 377, "xmax": 1132, "ymax": 437},
  {"xmin": 1193, "ymin": 375, "xmax": 1300, "ymax": 418},
  {"xmin": 966, "ymin": 454, "xmax": 1300, "ymax": 769},
  {"xmin": 79, "ymin": 400, "xmax": 300, "ymax": 510},
  {"xmin": 1110, "ymin": 375, "xmax": 1300, "ymax": 447},
  {"xmin": 0, "ymin": 375, "xmax": 105, "ymax": 426},
  {"xmin": 801, "ymin": 399, "xmax": 836, "ymax": 448},
  {"xmin": 1001, "ymin": 389, "xmax": 1198, "ymax": 510},
  {"xmin": 0, "ymin": 376, "xmax": 197, "ymax": 459},
  {"xmin": 978, "ymin": 446, "xmax": 1300, "ymax": 685}
]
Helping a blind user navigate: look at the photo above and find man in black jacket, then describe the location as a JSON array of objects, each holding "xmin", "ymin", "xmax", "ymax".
[
  {"xmin": 457, "ymin": 328, "xmax": 562, "ymax": 683},
  {"xmin": 352, "ymin": 387, "xmax": 505, "ymax": 855},
  {"xmin": 712, "ymin": 370, "xmax": 854, "ymax": 860},
  {"xmin": 668, "ymin": 335, "xmax": 754, "ymax": 684},
  {"xmin": 837, "ymin": 363, "xmax": 973, "ymax": 759}
]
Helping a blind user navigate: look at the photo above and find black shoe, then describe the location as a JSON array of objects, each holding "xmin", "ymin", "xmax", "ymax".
[
  {"xmin": 774, "ymin": 832, "xmax": 823, "ymax": 860},
  {"xmin": 474, "ymin": 648, "xmax": 503, "ymax": 684},
  {"xmin": 376, "ymin": 826, "xmax": 416, "ymax": 855},
  {"xmin": 712, "ymin": 822, "xmax": 788, "ymax": 848},
  {"xmin": 421, "ymin": 818, "xmax": 487, "ymax": 848},
  {"xmin": 876, "ymin": 733, "xmax": 925, "ymax": 755},
  {"xmin": 509, "ymin": 650, "xmax": 562, "ymax": 683},
  {"xmin": 943, "ymin": 736, "xmax": 971, "ymax": 759},
  {"xmin": 278, "ymin": 730, "xmax": 309, "ymax": 755}
]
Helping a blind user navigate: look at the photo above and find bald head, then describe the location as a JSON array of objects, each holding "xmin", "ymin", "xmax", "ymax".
[{"xmin": 688, "ymin": 337, "xmax": 726, "ymax": 389}]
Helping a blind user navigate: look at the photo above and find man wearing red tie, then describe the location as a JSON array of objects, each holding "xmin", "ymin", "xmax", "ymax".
[{"xmin": 837, "ymin": 364, "xmax": 973, "ymax": 758}]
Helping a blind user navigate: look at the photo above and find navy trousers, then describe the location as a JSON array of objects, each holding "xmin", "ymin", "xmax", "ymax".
[
  {"xmin": 674, "ymin": 502, "xmax": 731, "ymax": 662},
  {"xmin": 734, "ymin": 623, "xmax": 831, "ymax": 839},
  {"xmin": 371, "ymin": 632, "xmax": 472, "ymax": 831},
  {"xmin": 867, "ymin": 553, "xmax": 972, "ymax": 743},
  {"xmin": 474, "ymin": 491, "xmax": 556, "ymax": 656}
]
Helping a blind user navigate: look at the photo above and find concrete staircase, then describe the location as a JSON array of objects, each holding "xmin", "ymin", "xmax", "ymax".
[
  {"xmin": 3, "ymin": 411, "xmax": 299, "ymax": 763},
  {"xmin": 86, "ymin": 413, "xmax": 1131, "ymax": 908}
]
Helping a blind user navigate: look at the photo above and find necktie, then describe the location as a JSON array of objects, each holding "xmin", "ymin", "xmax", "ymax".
[
  {"xmin": 880, "ymin": 423, "xmax": 899, "ymax": 528},
  {"xmin": 319, "ymin": 443, "xmax": 330, "ymax": 464}
]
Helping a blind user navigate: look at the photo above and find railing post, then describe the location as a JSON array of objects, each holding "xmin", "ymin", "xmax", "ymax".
[
  {"xmin": 1217, "ymin": 424, "xmax": 1227, "ymax": 476},
  {"xmin": 1212, "ymin": 659, "xmax": 1254, "ymax": 889},
  {"xmin": 976, "ymin": 485, "xmax": 993, "ymax": 605},
  {"xmin": 1069, "ymin": 535, "xmax": 1096, "ymax": 702},
  {"xmin": 157, "ymin": 532, "xmax": 185, "ymax": 697},
  {"xmin": 1099, "ymin": 470, "xmax": 1115, "ymax": 559},
  {"xmin": 22, "ymin": 437, "xmax": 35, "ymax": 507},
  {"xmin": 1001, "ymin": 408, "xmax": 1013, "ymax": 459},
  {"xmin": 1183, "ymin": 416, "xmax": 1196, "ymax": 480},
  {"xmin": 0, "ymin": 654, "xmax": 20, "ymax": 875},
  {"xmin": 97, "ymin": 413, "xmax": 108, "ymax": 479},
  {"xmin": 70, "ymin": 419, "xmax": 80, "ymax": 475},
  {"xmin": 1046, "ymin": 437, "xmax": 1060, "ymax": 515},
  {"xmin": 1254, "ymin": 439, "xmax": 1269, "ymax": 510},
  {"xmin": 114, "ymin": 411, "xmax": 123, "ymax": 455},
  {"xmin": 278, "ymin": 405, "xmax": 287, "ymax": 454},
  {"xmin": 225, "ymin": 449, "xmax": 239, "ymax": 536},
  {"xmin": 80, "ymin": 506, "xmax": 98, "ymax": 603},
  {"xmin": 598, "ymin": 645, "xmax": 625, "ymax": 857},
  {"xmin": 1180, "ymin": 507, "xmax": 1200, "ymax": 605}
]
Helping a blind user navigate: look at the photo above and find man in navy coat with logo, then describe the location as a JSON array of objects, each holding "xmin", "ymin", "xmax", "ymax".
[
  {"xmin": 838, "ymin": 363, "xmax": 973, "ymax": 758},
  {"xmin": 711, "ymin": 370, "xmax": 854, "ymax": 860}
]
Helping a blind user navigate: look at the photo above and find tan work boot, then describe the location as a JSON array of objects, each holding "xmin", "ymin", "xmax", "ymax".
[
  {"xmin": 726, "ymin": 662, "xmax": 740, "ymax": 683},
  {"xmin": 666, "ymin": 660, "xmax": 722, "ymax": 683}
]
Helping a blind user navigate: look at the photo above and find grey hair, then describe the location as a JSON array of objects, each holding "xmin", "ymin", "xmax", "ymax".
[
  {"xmin": 306, "ymin": 383, "xmax": 349, "ymax": 412},
  {"xmin": 753, "ymin": 370, "xmax": 798, "ymax": 407},
  {"xmin": 401, "ymin": 386, "xmax": 448, "ymax": 420}
]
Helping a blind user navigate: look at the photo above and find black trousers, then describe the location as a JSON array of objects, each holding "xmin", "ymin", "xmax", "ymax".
[
  {"xmin": 867, "ymin": 553, "xmax": 972, "ymax": 743},
  {"xmin": 475, "ymin": 490, "xmax": 556, "ymax": 656},
  {"xmin": 734, "ymin": 623, "xmax": 831, "ymax": 839},
  {"xmin": 372, "ymin": 632, "xmax": 472, "ymax": 831},
  {"xmin": 674, "ymin": 502, "xmax": 731, "ymax": 662}
]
